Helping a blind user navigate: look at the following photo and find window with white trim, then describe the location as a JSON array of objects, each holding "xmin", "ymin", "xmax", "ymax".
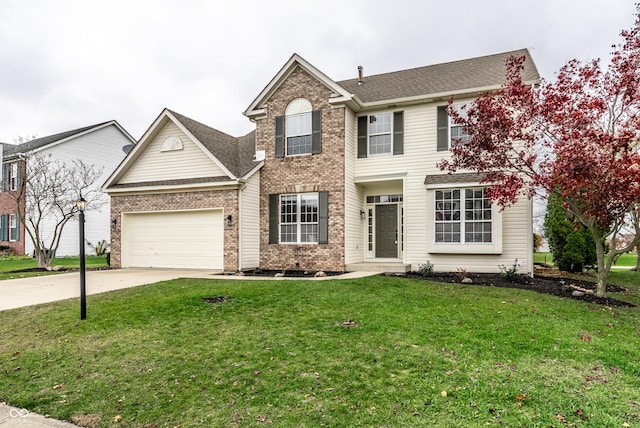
[
  {"xmin": 9, "ymin": 214, "xmax": 18, "ymax": 242},
  {"xmin": 435, "ymin": 187, "xmax": 491, "ymax": 243},
  {"xmin": 285, "ymin": 98, "xmax": 312, "ymax": 156},
  {"xmin": 280, "ymin": 193, "xmax": 318, "ymax": 243},
  {"xmin": 449, "ymin": 104, "xmax": 471, "ymax": 147},
  {"xmin": 368, "ymin": 113, "xmax": 392, "ymax": 155},
  {"xmin": 9, "ymin": 163, "xmax": 18, "ymax": 191}
]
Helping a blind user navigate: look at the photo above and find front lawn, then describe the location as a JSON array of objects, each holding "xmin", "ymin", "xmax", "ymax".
[
  {"xmin": 1, "ymin": 276, "xmax": 639, "ymax": 427},
  {"xmin": 0, "ymin": 256, "xmax": 108, "ymax": 280}
]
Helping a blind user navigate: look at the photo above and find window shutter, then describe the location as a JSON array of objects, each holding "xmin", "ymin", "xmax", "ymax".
[
  {"xmin": 0, "ymin": 214, "xmax": 7, "ymax": 241},
  {"xmin": 275, "ymin": 116, "xmax": 285, "ymax": 158},
  {"xmin": 311, "ymin": 110, "xmax": 322, "ymax": 154},
  {"xmin": 393, "ymin": 111, "xmax": 404, "ymax": 155},
  {"xmin": 269, "ymin": 194, "xmax": 279, "ymax": 244},
  {"xmin": 318, "ymin": 191, "xmax": 328, "ymax": 244},
  {"xmin": 357, "ymin": 116, "xmax": 368, "ymax": 158},
  {"xmin": 437, "ymin": 106, "xmax": 449, "ymax": 151},
  {"xmin": 1, "ymin": 164, "xmax": 7, "ymax": 192}
]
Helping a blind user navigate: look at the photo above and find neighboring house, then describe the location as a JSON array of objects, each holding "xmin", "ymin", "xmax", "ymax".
[
  {"xmin": 104, "ymin": 49, "xmax": 540, "ymax": 274},
  {"xmin": 0, "ymin": 122, "xmax": 136, "ymax": 256}
]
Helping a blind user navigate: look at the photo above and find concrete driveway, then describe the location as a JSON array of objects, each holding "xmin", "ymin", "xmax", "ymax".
[{"xmin": 0, "ymin": 269, "xmax": 217, "ymax": 311}]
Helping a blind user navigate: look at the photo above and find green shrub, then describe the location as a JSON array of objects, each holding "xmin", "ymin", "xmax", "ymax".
[
  {"xmin": 499, "ymin": 259, "xmax": 522, "ymax": 283},
  {"xmin": 544, "ymin": 193, "xmax": 596, "ymax": 273},
  {"xmin": 417, "ymin": 261, "xmax": 434, "ymax": 277}
]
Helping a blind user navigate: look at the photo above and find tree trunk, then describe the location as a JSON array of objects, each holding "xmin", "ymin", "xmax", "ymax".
[
  {"xmin": 634, "ymin": 246, "xmax": 640, "ymax": 272},
  {"xmin": 594, "ymin": 238, "xmax": 608, "ymax": 297},
  {"xmin": 35, "ymin": 248, "xmax": 53, "ymax": 269}
]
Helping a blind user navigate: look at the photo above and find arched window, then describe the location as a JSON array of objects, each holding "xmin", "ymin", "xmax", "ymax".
[{"xmin": 284, "ymin": 98, "xmax": 313, "ymax": 156}]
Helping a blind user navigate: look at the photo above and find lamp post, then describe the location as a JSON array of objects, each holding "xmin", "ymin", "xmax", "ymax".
[{"xmin": 76, "ymin": 196, "xmax": 87, "ymax": 320}]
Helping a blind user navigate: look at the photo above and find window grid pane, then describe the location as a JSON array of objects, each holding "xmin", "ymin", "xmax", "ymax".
[
  {"xmin": 464, "ymin": 188, "xmax": 492, "ymax": 243},
  {"xmin": 286, "ymin": 112, "xmax": 312, "ymax": 156},
  {"xmin": 435, "ymin": 187, "xmax": 492, "ymax": 244},
  {"xmin": 279, "ymin": 193, "xmax": 319, "ymax": 244},
  {"xmin": 368, "ymin": 113, "xmax": 392, "ymax": 154}
]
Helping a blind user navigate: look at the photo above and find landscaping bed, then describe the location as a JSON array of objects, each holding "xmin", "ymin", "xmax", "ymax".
[{"xmin": 404, "ymin": 271, "xmax": 634, "ymax": 307}]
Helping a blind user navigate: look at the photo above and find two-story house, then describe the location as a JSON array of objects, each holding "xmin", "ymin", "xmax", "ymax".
[
  {"xmin": 104, "ymin": 49, "xmax": 540, "ymax": 274},
  {"xmin": 0, "ymin": 122, "xmax": 136, "ymax": 256}
]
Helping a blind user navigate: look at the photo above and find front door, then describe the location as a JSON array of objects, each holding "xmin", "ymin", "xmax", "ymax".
[{"xmin": 375, "ymin": 204, "xmax": 398, "ymax": 258}]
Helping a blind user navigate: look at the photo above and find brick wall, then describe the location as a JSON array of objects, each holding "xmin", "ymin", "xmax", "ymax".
[
  {"xmin": 256, "ymin": 66, "xmax": 346, "ymax": 272},
  {"xmin": 0, "ymin": 160, "xmax": 26, "ymax": 255},
  {"xmin": 110, "ymin": 189, "xmax": 239, "ymax": 272}
]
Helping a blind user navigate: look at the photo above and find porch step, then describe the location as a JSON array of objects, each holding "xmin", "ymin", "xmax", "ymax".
[{"xmin": 345, "ymin": 262, "xmax": 411, "ymax": 273}]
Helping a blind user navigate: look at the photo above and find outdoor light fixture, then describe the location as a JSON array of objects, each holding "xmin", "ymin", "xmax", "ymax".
[
  {"xmin": 76, "ymin": 195, "xmax": 87, "ymax": 320},
  {"xmin": 226, "ymin": 214, "xmax": 233, "ymax": 227},
  {"xmin": 360, "ymin": 210, "xmax": 366, "ymax": 220},
  {"xmin": 111, "ymin": 218, "xmax": 117, "ymax": 229}
]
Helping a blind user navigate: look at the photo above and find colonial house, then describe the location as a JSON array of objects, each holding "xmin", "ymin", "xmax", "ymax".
[
  {"xmin": 103, "ymin": 49, "xmax": 540, "ymax": 274},
  {"xmin": 0, "ymin": 122, "xmax": 136, "ymax": 256}
]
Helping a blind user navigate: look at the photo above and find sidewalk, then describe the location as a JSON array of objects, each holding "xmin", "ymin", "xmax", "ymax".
[{"xmin": 0, "ymin": 403, "xmax": 78, "ymax": 427}]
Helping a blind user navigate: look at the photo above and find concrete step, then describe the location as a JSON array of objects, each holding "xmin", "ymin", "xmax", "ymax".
[{"xmin": 345, "ymin": 262, "xmax": 411, "ymax": 273}]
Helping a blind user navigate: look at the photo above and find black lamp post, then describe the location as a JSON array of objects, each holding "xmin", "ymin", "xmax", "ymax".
[{"xmin": 76, "ymin": 196, "xmax": 87, "ymax": 320}]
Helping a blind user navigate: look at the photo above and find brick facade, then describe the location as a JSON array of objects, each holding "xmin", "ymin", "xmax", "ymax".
[
  {"xmin": 255, "ymin": 66, "xmax": 346, "ymax": 272},
  {"xmin": 110, "ymin": 189, "xmax": 239, "ymax": 272},
  {"xmin": 0, "ymin": 160, "xmax": 26, "ymax": 255}
]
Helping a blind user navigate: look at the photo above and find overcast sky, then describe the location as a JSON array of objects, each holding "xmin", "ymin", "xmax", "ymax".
[{"xmin": 0, "ymin": 0, "xmax": 636, "ymax": 143}]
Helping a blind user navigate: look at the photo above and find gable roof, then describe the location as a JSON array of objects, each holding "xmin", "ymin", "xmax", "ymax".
[
  {"xmin": 1, "ymin": 121, "xmax": 135, "ymax": 158},
  {"xmin": 245, "ymin": 49, "xmax": 540, "ymax": 115},
  {"xmin": 103, "ymin": 109, "xmax": 259, "ymax": 192},
  {"xmin": 167, "ymin": 110, "xmax": 257, "ymax": 178},
  {"xmin": 337, "ymin": 49, "xmax": 540, "ymax": 104},
  {"xmin": 244, "ymin": 53, "xmax": 355, "ymax": 119}
]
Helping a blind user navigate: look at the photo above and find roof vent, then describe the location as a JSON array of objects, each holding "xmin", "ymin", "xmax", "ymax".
[{"xmin": 357, "ymin": 66, "xmax": 363, "ymax": 86}]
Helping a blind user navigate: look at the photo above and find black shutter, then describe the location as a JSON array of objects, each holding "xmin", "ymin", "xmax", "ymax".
[
  {"xmin": 393, "ymin": 111, "xmax": 404, "ymax": 155},
  {"xmin": 311, "ymin": 110, "xmax": 322, "ymax": 154},
  {"xmin": 0, "ymin": 214, "xmax": 7, "ymax": 241},
  {"xmin": 1, "ymin": 164, "xmax": 7, "ymax": 191},
  {"xmin": 275, "ymin": 116, "xmax": 285, "ymax": 158},
  {"xmin": 318, "ymin": 191, "xmax": 328, "ymax": 244},
  {"xmin": 269, "ymin": 194, "xmax": 279, "ymax": 244},
  {"xmin": 357, "ymin": 116, "xmax": 368, "ymax": 158},
  {"xmin": 437, "ymin": 106, "xmax": 449, "ymax": 152}
]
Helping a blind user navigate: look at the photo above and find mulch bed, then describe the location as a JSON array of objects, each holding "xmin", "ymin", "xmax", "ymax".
[
  {"xmin": 404, "ymin": 272, "xmax": 634, "ymax": 308},
  {"xmin": 239, "ymin": 269, "xmax": 344, "ymax": 278}
]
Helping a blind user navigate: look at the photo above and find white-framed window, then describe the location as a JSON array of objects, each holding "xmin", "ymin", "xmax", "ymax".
[
  {"xmin": 368, "ymin": 112, "xmax": 392, "ymax": 155},
  {"xmin": 9, "ymin": 163, "xmax": 18, "ymax": 191},
  {"xmin": 9, "ymin": 214, "xmax": 18, "ymax": 242},
  {"xmin": 449, "ymin": 104, "xmax": 471, "ymax": 147},
  {"xmin": 435, "ymin": 187, "xmax": 491, "ymax": 244},
  {"xmin": 280, "ymin": 193, "xmax": 319, "ymax": 243},
  {"xmin": 285, "ymin": 98, "xmax": 313, "ymax": 156}
]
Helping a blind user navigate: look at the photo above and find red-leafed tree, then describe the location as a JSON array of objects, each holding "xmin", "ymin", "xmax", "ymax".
[{"xmin": 438, "ymin": 6, "xmax": 640, "ymax": 296}]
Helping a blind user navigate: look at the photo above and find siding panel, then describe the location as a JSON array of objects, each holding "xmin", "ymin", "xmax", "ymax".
[
  {"xmin": 120, "ymin": 122, "xmax": 226, "ymax": 184},
  {"xmin": 240, "ymin": 173, "xmax": 260, "ymax": 269}
]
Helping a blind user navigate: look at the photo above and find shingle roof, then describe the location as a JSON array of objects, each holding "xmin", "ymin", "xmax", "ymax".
[
  {"xmin": 2, "ymin": 122, "xmax": 111, "ymax": 157},
  {"xmin": 424, "ymin": 172, "xmax": 488, "ymax": 185},
  {"xmin": 167, "ymin": 110, "xmax": 257, "ymax": 178},
  {"xmin": 337, "ymin": 49, "xmax": 540, "ymax": 103}
]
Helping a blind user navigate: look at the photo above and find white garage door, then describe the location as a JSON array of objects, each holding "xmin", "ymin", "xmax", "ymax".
[{"xmin": 122, "ymin": 210, "xmax": 223, "ymax": 269}]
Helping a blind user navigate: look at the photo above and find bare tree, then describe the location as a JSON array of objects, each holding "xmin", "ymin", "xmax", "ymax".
[{"xmin": 11, "ymin": 152, "xmax": 105, "ymax": 268}]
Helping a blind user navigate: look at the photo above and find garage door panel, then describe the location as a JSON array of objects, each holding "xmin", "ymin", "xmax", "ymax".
[{"xmin": 122, "ymin": 210, "xmax": 223, "ymax": 269}]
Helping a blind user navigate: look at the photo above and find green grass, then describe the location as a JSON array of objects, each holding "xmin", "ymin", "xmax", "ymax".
[
  {"xmin": 535, "ymin": 251, "xmax": 638, "ymax": 272},
  {"xmin": 0, "ymin": 256, "xmax": 108, "ymax": 280},
  {"xmin": 1, "ymin": 276, "xmax": 639, "ymax": 427}
]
